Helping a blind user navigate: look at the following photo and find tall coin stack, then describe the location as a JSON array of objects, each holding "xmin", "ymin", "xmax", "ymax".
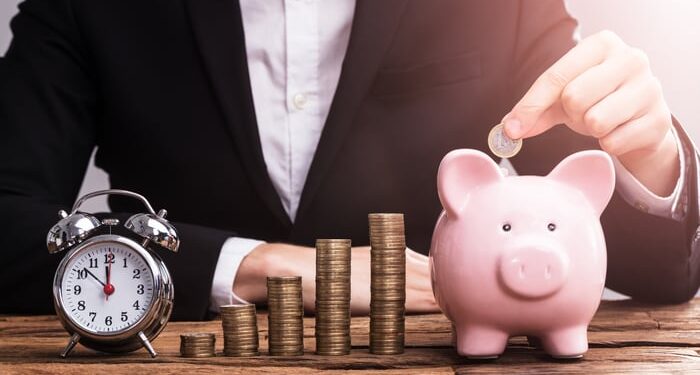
[
  {"xmin": 368, "ymin": 213, "xmax": 406, "ymax": 355},
  {"xmin": 315, "ymin": 239, "xmax": 352, "ymax": 355},
  {"xmin": 220, "ymin": 304, "xmax": 259, "ymax": 357},
  {"xmin": 180, "ymin": 333, "xmax": 216, "ymax": 357},
  {"xmin": 267, "ymin": 276, "xmax": 304, "ymax": 356}
]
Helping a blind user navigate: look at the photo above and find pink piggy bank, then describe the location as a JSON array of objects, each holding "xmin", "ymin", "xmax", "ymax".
[{"xmin": 429, "ymin": 149, "xmax": 615, "ymax": 359}]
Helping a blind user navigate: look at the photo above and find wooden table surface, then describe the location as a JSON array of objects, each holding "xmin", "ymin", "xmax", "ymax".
[{"xmin": 3, "ymin": 299, "xmax": 700, "ymax": 374}]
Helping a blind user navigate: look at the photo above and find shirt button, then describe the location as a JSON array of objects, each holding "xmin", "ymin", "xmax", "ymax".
[{"xmin": 292, "ymin": 93, "xmax": 307, "ymax": 110}]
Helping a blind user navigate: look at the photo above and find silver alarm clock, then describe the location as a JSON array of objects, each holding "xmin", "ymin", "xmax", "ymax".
[{"xmin": 47, "ymin": 189, "xmax": 179, "ymax": 358}]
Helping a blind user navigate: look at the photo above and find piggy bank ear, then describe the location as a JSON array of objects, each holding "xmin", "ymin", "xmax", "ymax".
[
  {"xmin": 437, "ymin": 149, "xmax": 503, "ymax": 218},
  {"xmin": 547, "ymin": 150, "xmax": 616, "ymax": 216}
]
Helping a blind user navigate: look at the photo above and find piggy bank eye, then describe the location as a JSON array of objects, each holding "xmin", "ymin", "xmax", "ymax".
[
  {"xmin": 547, "ymin": 223, "xmax": 557, "ymax": 232},
  {"xmin": 502, "ymin": 223, "xmax": 512, "ymax": 232}
]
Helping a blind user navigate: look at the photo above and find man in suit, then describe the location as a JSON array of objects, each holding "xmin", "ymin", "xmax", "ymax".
[{"xmin": 1, "ymin": 0, "xmax": 698, "ymax": 321}]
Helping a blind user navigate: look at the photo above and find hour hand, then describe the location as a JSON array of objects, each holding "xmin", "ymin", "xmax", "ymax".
[{"xmin": 83, "ymin": 267, "xmax": 105, "ymax": 287}]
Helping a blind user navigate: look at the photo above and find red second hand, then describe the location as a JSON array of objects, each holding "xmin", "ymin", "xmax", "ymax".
[{"xmin": 104, "ymin": 252, "xmax": 115, "ymax": 300}]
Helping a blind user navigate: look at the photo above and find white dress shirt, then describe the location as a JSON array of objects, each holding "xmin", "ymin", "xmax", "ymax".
[{"xmin": 209, "ymin": 0, "xmax": 689, "ymax": 311}]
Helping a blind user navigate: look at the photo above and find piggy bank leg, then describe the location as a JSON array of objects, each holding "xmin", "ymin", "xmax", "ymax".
[
  {"xmin": 540, "ymin": 326, "xmax": 588, "ymax": 359},
  {"xmin": 454, "ymin": 325, "xmax": 509, "ymax": 359}
]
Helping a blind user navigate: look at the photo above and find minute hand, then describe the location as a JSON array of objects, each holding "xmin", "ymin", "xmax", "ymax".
[{"xmin": 82, "ymin": 267, "xmax": 105, "ymax": 287}]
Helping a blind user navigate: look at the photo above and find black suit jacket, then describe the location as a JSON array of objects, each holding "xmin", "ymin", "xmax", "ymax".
[{"xmin": 1, "ymin": 0, "xmax": 699, "ymax": 320}]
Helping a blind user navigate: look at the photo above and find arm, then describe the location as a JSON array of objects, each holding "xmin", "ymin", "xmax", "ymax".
[
  {"xmin": 232, "ymin": 242, "xmax": 438, "ymax": 314},
  {"xmin": 612, "ymin": 124, "xmax": 687, "ymax": 220},
  {"xmin": 505, "ymin": 0, "xmax": 700, "ymax": 302},
  {"xmin": 0, "ymin": 0, "xmax": 233, "ymax": 320},
  {"xmin": 604, "ymin": 121, "xmax": 699, "ymax": 302},
  {"xmin": 209, "ymin": 237, "xmax": 264, "ymax": 311}
]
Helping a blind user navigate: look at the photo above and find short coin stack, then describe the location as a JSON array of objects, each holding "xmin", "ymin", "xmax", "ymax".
[
  {"xmin": 267, "ymin": 276, "xmax": 304, "ymax": 356},
  {"xmin": 315, "ymin": 239, "xmax": 352, "ymax": 355},
  {"xmin": 368, "ymin": 213, "xmax": 406, "ymax": 355},
  {"xmin": 220, "ymin": 304, "xmax": 260, "ymax": 357},
  {"xmin": 180, "ymin": 333, "xmax": 216, "ymax": 357}
]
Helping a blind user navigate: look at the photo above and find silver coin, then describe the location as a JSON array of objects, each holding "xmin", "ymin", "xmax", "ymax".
[{"xmin": 488, "ymin": 123, "xmax": 522, "ymax": 159}]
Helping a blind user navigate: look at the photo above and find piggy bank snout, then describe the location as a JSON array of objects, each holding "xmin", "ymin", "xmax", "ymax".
[{"xmin": 498, "ymin": 245, "xmax": 569, "ymax": 299}]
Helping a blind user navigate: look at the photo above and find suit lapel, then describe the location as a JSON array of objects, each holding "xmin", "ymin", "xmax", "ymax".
[
  {"xmin": 185, "ymin": 0, "xmax": 291, "ymax": 228},
  {"xmin": 294, "ymin": 0, "xmax": 409, "ymax": 224}
]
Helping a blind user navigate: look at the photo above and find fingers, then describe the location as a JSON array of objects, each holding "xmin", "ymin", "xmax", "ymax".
[
  {"xmin": 406, "ymin": 275, "xmax": 440, "ymax": 313},
  {"xmin": 350, "ymin": 247, "xmax": 372, "ymax": 315},
  {"xmin": 406, "ymin": 296, "xmax": 440, "ymax": 314},
  {"xmin": 506, "ymin": 30, "xmax": 624, "ymax": 139},
  {"xmin": 505, "ymin": 103, "xmax": 568, "ymax": 139},
  {"xmin": 406, "ymin": 250, "xmax": 431, "ymax": 282},
  {"xmin": 404, "ymin": 248, "xmax": 439, "ymax": 313},
  {"xmin": 560, "ymin": 51, "xmax": 647, "ymax": 123},
  {"xmin": 350, "ymin": 246, "xmax": 438, "ymax": 314},
  {"xmin": 583, "ymin": 76, "xmax": 662, "ymax": 139},
  {"xmin": 406, "ymin": 247, "xmax": 429, "ymax": 263},
  {"xmin": 598, "ymin": 106, "xmax": 671, "ymax": 156}
]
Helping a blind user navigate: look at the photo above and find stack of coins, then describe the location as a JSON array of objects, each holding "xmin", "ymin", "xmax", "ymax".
[
  {"xmin": 315, "ymin": 239, "xmax": 352, "ymax": 355},
  {"xmin": 368, "ymin": 213, "xmax": 406, "ymax": 355},
  {"xmin": 180, "ymin": 333, "xmax": 216, "ymax": 357},
  {"xmin": 220, "ymin": 304, "xmax": 260, "ymax": 357},
  {"xmin": 267, "ymin": 276, "xmax": 304, "ymax": 356}
]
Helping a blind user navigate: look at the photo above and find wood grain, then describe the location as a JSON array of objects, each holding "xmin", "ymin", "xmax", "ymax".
[{"xmin": 3, "ymin": 299, "xmax": 700, "ymax": 374}]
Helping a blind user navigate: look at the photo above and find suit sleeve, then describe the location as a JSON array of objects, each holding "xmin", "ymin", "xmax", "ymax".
[
  {"xmin": 507, "ymin": 0, "xmax": 700, "ymax": 303},
  {"xmin": 0, "ymin": 0, "xmax": 231, "ymax": 320}
]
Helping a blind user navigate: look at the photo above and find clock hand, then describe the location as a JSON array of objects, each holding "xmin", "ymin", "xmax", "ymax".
[
  {"xmin": 104, "ymin": 253, "xmax": 115, "ymax": 299},
  {"xmin": 82, "ymin": 268, "xmax": 105, "ymax": 287}
]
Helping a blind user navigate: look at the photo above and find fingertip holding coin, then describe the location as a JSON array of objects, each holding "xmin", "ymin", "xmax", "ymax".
[{"xmin": 503, "ymin": 118, "xmax": 522, "ymax": 139}]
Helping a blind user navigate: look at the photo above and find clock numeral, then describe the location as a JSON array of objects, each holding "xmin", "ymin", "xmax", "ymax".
[
  {"xmin": 132, "ymin": 300, "xmax": 140, "ymax": 311},
  {"xmin": 75, "ymin": 269, "xmax": 88, "ymax": 280},
  {"xmin": 132, "ymin": 269, "xmax": 141, "ymax": 279},
  {"xmin": 105, "ymin": 316, "xmax": 113, "ymax": 326},
  {"xmin": 121, "ymin": 312, "xmax": 128, "ymax": 322},
  {"xmin": 77, "ymin": 301, "xmax": 85, "ymax": 311},
  {"xmin": 122, "ymin": 258, "xmax": 128, "ymax": 268},
  {"xmin": 73, "ymin": 285, "xmax": 81, "ymax": 295},
  {"xmin": 104, "ymin": 252, "xmax": 115, "ymax": 264},
  {"xmin": 89, "ymin": 312, "xmax": 96, "ymax": 322},
  {"xmin": 89, "ymin": 258, "xmax": 98, "ymax": 268},
  {"xmin": 137, "ymin": 284, "xmax": 144, "ymax": 295}
]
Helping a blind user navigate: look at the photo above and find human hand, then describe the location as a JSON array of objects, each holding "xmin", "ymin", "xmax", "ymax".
[
  {"xmin": 347, "ymin": 246, "xmax": 439, "ymax": 315},
  {"xmin": 232, "ymin": 243, "xmax": 439, "ymax": 315},
  {"xmin": 504, "ymin": 30, "xmax": 679, "ymax": 196}
]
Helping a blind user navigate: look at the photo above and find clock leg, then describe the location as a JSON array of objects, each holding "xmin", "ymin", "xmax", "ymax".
[
  {"xmin": 60, "ymin": 333, "xmax": 81, "ymax": 358},
  {"xmin": 138, "ymin": 331, "xmax": 157, "ymax": 358}
]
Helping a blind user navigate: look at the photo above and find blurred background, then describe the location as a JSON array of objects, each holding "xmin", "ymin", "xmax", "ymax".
[{"xmin": 1, "ymin": 1, "xmax": 698, "ymax": 298}]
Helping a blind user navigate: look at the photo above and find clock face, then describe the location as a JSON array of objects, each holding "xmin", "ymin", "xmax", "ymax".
[{"xmin": 59, "ymin": 241, "xmax": 156, "ymax": 334}]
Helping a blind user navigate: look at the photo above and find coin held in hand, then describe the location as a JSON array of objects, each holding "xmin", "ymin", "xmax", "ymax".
[{"xmin": 488, "ymin": 123, "xmax": 522, "ymax": 159}]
